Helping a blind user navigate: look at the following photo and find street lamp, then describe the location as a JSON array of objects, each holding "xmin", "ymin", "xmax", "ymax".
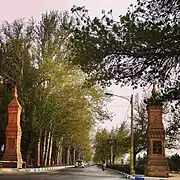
[
  {"xmin": 105, "ymin": 92, "xmax": 135, "ymax": 175},
  {"xmin": 109, "ymin": 134, "xmax": 114, "ymax": 165}
]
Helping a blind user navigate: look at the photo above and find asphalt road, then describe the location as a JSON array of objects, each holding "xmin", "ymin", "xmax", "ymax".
[{"xmin": 0, "ymin": 166, "xmax": 127, "ymax": 180}]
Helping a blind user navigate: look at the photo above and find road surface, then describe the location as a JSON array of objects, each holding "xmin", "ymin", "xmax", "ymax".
[{"xmin": 0, "ymin": 166, "xmax": 127, "ymax": 180}]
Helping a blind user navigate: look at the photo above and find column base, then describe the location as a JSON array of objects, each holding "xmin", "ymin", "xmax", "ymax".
[
  {"xmin": 2, "ymin": 161, "xmax": 23, "ymax": 169},
  {"xmin": 145, "ymin": 163, "xmax": 169, "ymax": 178}
]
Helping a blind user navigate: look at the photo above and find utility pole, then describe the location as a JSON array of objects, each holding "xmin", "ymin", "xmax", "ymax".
[
  {"xmin": 105, "ymin": 92, "xmax": 135, "ymax": 175},
  {"xmin": 110, "ymin": 134, "xmax": 113, "ymax": 165},
  {"xmin": 130, "ymin": 94, "xmax": 134, "ymax": 175}
]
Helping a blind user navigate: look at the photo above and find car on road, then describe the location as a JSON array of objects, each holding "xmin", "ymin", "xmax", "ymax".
[{"xmin": 75, "ymin": 160, "xmax": 85, "ymax": 168}]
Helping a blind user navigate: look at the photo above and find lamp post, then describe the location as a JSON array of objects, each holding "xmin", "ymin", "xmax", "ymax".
[
  {"xmin": 105, "ymin": 92, "xmax": 135, "ymax": 175},
  {"xmin": 109, "ymin": 134, "xmax": 114, "ymax": 165}
]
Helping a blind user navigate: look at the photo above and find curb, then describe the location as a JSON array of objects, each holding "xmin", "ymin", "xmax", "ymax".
[
  {"xmin": 133, "ymin": 178, "xmax": 168, "ymax": 180},
  {"xmin": 116, "ymin": 170, "xmax": 133, "ymax": 179},
  {"xmin": 107, "ymin": 168, "xmax": 168, "ymax": 180},
  {"xmin": 116, "ymin": 170, "xmax": 168, "ymax": 180},
  {"xmin": 105, "ymin": 167, "xmax": 133, "ymax": 179},
  {"xmin": 0, "ymin": 165, "xmax": 74, "ymax": 173}
]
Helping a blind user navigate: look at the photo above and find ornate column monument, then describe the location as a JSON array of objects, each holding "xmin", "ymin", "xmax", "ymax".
[
  {"xmin": 145, "ymin": 84, "xmax": 169, "ymax": 177},
  {"xmin": 2, "ymin": 87, "xmax": 23, "ymax": 168}
]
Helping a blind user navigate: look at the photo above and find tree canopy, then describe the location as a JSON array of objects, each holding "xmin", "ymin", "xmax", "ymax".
[
  {"xmin": 93, "ymin": 123, "xmax": 129, "ymax": 164},
  {"xmin": 0, "ymin": 11, "xmax": 110, "ymax": 165},
  {"xmin": 69, "ymin": 0, "xmax": 180, "ymax": 102}
]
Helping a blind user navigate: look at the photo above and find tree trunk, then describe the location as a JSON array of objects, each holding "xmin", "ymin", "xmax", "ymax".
[
  {"xmin": 134, "ymin": 151, "xmax": 137, "ymax": 167},
  {"xmin": 48, "ymin": 133, "xmax": 53, "ymax": 165},
  {"xmin": 42, "ymin": 131, "xmax": 47, "ymax": 166},
  {"xmin": 26, "ymin": 153, "xmax": 30, "ymax": 166},
  {"xmin": 51, "ymin": 141, "xmax": 56, "ymax": 164},
  {"xmin": 56, "ymin": 137, "xmax": 63, "ymax": 164},
  {"xmin": 113, "ymin": 155, "xmax": 115, "ymax": 164},
  {"xmin": 62, "ymin": 146, "xmax": 66, "ymax": 164},
  {"xmin": 78, "ymin": 151, "xmax": 81, "ymax": 160},
  {"xmin": 66, "ymin": 145, "xmax": 70, "ymax": 165},
  {"xmin": 70, "ymin": 147, "xmax": 73, "ymax": 165},
  {"xmin": 73, "ymin": 149, "xmax": 76, "ymax": 164},
  {"xmin": 44, "ymin": 131, "xmax": 51, "ymax": 166},
  {"xmin": 56, "ymin": 146, "xmax": 61, "ymax": 164},
  {"xmin": 35, "ymin": 137, "xmax": 41, "ymax": 167}
]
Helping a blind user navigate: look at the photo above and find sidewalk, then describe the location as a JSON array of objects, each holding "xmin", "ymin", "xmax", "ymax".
[
  {"xmin": 131, "ymin": 173, "xmax": 180, "ymax": 180},
  {"xmin": 0, "ymin": 165, "xmax": 74, "ymax": 173},
  {"xmin": 132, "ymin": 173, "xmax": 180, "ymax": 180}
]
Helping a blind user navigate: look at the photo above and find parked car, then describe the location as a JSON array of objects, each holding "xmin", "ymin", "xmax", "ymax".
[{"xmin": 75, "ymin": 160, "xmax": 85, "ymax": 168}]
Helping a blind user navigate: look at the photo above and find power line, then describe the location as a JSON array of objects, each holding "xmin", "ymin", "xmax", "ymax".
[
  {"xmin": 108, "ymin": 106, "xmax": 129, "ymax": 107},
  {"xmin": 123, "ymin": 103, "xmax": 131, "ymax": 122}
]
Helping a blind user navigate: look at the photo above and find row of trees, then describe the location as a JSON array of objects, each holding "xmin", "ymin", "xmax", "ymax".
[
  {"xmin": 93, "ymin": 123, "xmax": 129, "ymax": 164},
  {"xmin": 0, "ymin": 11, "xmax": 110, "ymax": 167}
]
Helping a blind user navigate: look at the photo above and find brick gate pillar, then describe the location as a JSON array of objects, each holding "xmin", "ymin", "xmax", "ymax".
[
  {"xmin": 145, "ymin": 84, "xmax": 169, "ymax": 178},
  {"xmin": 2, "ymin": 87, "xmax": 23, "ymax": 168}
]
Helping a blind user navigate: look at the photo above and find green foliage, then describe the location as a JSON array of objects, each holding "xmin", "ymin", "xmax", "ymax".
[
  {"xmin": 135, "ymin": 154, "xmax": 146, "ymax": 174},
  {"xmin": 0, "ymin": 11, "xmax": 110, "ymax": 160},
  {"xmin": 93, "ymin": 129, "xmax": 110, "ymax": 162},
  {"xmin": 112, "ymin": 123, "xmax": 130, "ymax": 159},
  {"xmin": 144, "ymin": 92, "xmax": 163, "ymax": 106},
  {"xmin": 70, "ymin": 1, "xmax": 180, "ymax": 100},
  {"xmin": 133, "ymin": 94, "xmax": 147, "ymax": 160},
  {"xmin": 93, "ymin": 123, "xmax": 129, "ymax": 163},
  {"xmin": 167, "ymin": 154, "xmax": 180, "ymax": 172}
]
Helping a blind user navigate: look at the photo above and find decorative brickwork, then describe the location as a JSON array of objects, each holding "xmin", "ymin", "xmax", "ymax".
[
  {"xmin": 2, "ymin": 87, "xmax": 23, "ymax": 168},
  {"xmin": 145, "ymin": 102, "xmax": 169, "ymax": 177}
]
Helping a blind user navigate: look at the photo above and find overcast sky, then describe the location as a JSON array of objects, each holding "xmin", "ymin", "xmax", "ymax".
[{"xmin": 0, "ymin": 0, "xmax": 137, "ymax": 22}]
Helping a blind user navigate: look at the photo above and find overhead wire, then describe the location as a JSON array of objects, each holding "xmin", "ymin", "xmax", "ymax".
[{"xmin": 123, "ymin": 103, "xmax": 131, "ymax": 122}]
